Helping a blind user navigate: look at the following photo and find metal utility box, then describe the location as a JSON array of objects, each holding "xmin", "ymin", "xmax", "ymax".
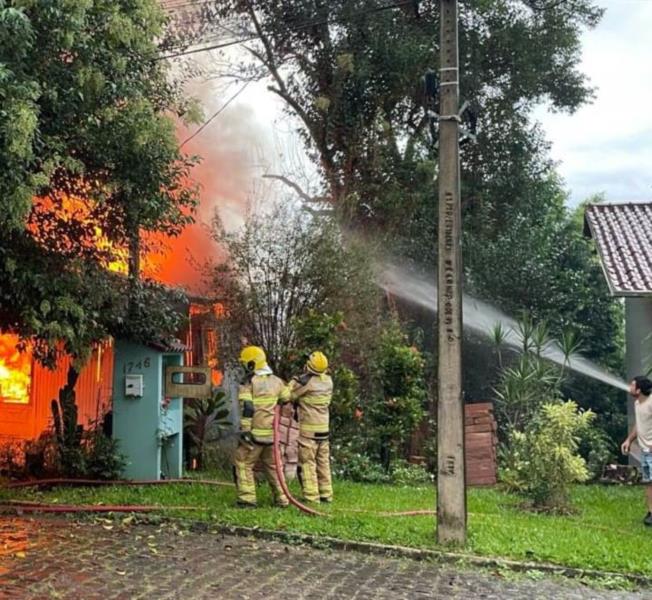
[{"xmin": 112, "ymin": 340, "xmax": 185, "ymax": 480}]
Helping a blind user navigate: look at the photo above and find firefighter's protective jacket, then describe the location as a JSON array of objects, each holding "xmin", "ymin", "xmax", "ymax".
[
  {"xmin": 288, "ymin": 373, "xmax": 333, "ymax": 439},
  {"xmin": 238, "ymin": 367, "xmax": 289, "ymax": 444}
]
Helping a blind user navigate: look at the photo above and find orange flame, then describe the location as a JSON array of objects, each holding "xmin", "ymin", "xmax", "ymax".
[{"xmin": 0, "ymin": 335, "xmax": 32, "ymax": 404}]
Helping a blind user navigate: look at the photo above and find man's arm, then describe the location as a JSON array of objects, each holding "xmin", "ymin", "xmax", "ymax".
[
  {"xmin": 278, "ymin": 379, "xmax": 292, "ymax": 404},
  {"xmin": 622, "ymin": 426, "xmax": 637, "ymax": 455},
  {"xmin": 288, "ymin": 374, "xmax": 312, "ymax": 401}
]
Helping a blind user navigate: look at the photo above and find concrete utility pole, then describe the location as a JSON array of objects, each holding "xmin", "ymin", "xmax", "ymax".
[{"xmin": 436, "ymin": 0, "xmax": 466, "ymax": 545}]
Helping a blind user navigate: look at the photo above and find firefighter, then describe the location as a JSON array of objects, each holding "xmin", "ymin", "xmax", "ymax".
[
  {"xmin": 287, "ymin": 351, "xmax": 333, "ymax": 503},
  {"xmin": 234, "ymin": 345, "xmax": 290, "ymax": 508}
]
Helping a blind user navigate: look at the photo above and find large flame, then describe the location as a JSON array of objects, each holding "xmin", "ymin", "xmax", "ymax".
[
  {"xmin": 0, "ymin": 335, "xmax": 31, "ymax": 404},
  {"xmin": 3, "ymin": 99, "xmax": 255, "ymax": 408}
]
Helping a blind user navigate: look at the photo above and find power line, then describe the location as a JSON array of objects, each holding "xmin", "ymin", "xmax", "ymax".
[
  {"xmin": 179, "ymin": 82, "xmax": 250, "ymax": 147},
  {"xmin": 156, "ymin": 0, "xmax": 413, "ymax": 61}
]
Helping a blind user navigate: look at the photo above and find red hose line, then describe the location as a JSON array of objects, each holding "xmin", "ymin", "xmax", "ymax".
[
  {"xmin": 0, "ymin": 500, "xmax": 202, "ymax": 514},
  {"xmin": 272, "ymin": 404, "xmax": 326, "ymax": 517},
  {"xmin": 5, "ymin": 478, "xmax": 235, "ymax": 489},
  {"xmin": 3, "ymin": 423, "xmax": 429, "ymax": 519}
]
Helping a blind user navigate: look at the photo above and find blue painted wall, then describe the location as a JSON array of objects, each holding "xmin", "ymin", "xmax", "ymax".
[{"xmin": 112, "ymin": 340, "xmax": 183, "ymax": 480}]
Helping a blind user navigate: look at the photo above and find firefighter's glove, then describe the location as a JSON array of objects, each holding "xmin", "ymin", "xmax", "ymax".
[{"xmin": 240, "ymin": 431, "xmax": 254, "ymax": 444}]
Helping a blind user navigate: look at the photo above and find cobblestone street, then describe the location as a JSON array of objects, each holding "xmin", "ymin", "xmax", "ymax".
[{"xmin": 0, "ymin": 516, "xmax": 645, "ymax": 599}]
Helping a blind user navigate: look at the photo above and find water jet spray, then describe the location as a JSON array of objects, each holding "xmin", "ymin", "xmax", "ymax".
[{"xmin": 379, "ymin": 263, "xmax": 629, "ymax": 392}]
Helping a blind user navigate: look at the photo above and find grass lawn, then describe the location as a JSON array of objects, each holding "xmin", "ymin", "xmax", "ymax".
[{"xmin": 2, "ymin": 479, "xmax": 651, "ymax": 577}]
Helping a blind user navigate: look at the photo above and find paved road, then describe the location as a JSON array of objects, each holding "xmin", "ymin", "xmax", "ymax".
[{"xmin": 0, "ymin": 516, "xmax": 645, "ymax": 599}]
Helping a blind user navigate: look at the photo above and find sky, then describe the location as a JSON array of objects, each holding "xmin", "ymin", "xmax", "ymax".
[
  {"xmin": 186, "ymin": 0, "xmax": 652, "ymax": 214},
  {"xmin": 535, "ymin": 0, "xmax": 652, "ymax": 206}
]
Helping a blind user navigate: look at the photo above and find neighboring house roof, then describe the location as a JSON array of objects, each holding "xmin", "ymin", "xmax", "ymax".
[{"xmin": 584, "ymin": 202, "xmax": 652, "ymax": 296}]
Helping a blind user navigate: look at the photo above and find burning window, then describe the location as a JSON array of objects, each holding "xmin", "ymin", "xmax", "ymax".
[{"xmin": 0, "ymin": 335, "xmax": 32, "ymax": 404}]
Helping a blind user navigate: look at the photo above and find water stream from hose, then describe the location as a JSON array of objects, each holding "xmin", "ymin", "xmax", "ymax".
[{"xmin": 379, "ymin": 263, "xmax": 629, "ymax": 392}]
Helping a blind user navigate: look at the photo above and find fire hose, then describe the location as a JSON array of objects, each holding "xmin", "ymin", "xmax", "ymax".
[
  {"xmin": 0, "ymin": 407, "xmax": 428, "ymax": 518},
  {"xmin": 271, "ymin": 404, "xmax": 326, "ymax": 517},
  {"xmin": 0, "ymin": 499, "xmax": 201, "ymax": 514},
  {"xmin": 5, "ymin": 478, "xmax": 234, "ymax": 489},
  {"xmin": 0, "ymin": 407, "xmax": 324, "ymax": 517}
]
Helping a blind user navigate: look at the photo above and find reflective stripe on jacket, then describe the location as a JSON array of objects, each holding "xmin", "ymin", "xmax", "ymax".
[{"xmin": 239, "ymin": 373, "xmax": 289, "ymax": 444}]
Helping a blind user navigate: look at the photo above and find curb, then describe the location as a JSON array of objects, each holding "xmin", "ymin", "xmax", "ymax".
[{"xmin": 207, "ymin": 523, "xmax": 652, "ymax": 589}]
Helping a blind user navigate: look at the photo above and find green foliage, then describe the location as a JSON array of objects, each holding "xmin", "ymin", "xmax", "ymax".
[
  {"xmin": 206, "ymin": 0, "xmax": 624, "ymax": 458},
  {"xmin": 286, "ymin": 310, "xmax": 362, "ymax": 440},
  {"xmin": 184, "ymin": 389, "xmax": 231, "ymax": 470},
  {"xmin": 209, "ymin": 0, "xmax": 602, "ymax": 231},
  {"xmin": 578, "ymin": 423, "xmax": 613, "ymax": 480},
  {"xmin": 213, "ymin": 203, "xmax": 378, "ymax": 376},
  {"xmin": 390, "ymin": 460, "xmax": 432, "ymax": 487},
  {"xmin": 0, "ymin": 0, "xmax": 199, "ymax": 360},
  {"xmin": 467, "ymin": 192, "xmax": 624, "ymax": 373},
  {"xmin": 291, "ymin": 315, "xmax": 428, "ymax": 472},
  {"xmin": 48, "ymin": 368, "xmax": 125, "ymax": 479},
  {"xmin": 493, "ymin": 352, "xmax": 561, "ymax": 436},
  {"xmin": 284, "ymin": 310, "xmax": 343, "ymax": 375},
  {"xmin": 331, "ymin": 444, "xmax": 390, "ymax": 484},
  {"xmin": 329, "ymin": 365, "xmax": 361, "ymax": 438},
  {"xmin": 331, "ymin": 446, "xmax": 431, "ymax": 486},
  {"xmin": 83, "ymin": 425, "xmax": 126, "ymax": 481},
  {"xmin": 367, "ymin": 322, "xmax": 427, "ymax": 470},
  {"xmin": 500, "ymin": 401, "xmax": 594, "ymax": 511}
]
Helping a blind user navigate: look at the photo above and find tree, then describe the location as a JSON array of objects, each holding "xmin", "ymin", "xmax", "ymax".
[
  {"xmin": 204, "ymin": 0, "xmax": 601, "ymax": 225},
  {"xmin": 200, "ymin": 0, "xmax": 624, "ymax": 454},
  {"xmin": 202, "ymin": 0, "xmax": 622, "ymax": 384},
  {"xmin": 212, "ymin": 201, "xmax": 378, "ymax": 376},
  {"xmin": 0, "ymin": 1, "xmax": 201, "ymax": 361}
]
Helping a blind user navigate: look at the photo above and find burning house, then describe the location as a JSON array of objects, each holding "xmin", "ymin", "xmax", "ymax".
[{"xmin": 0, "ymin": 300, "xmax": 225, "ymax": 446}]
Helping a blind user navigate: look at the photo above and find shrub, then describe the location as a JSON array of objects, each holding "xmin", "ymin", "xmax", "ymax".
[
  {"xmin": 24, "ymin": 433, "xmax": 59, "ymax": 478},
  {"xmin": 0, "ymin": 441, "xmax": 26, "ymax": 478},
  {"xmin": 83, "ymin": 424, "xmax": 126, "ymax": 480},
  {"xmin": 493, "ymin": 353, "xmax": 561, "ymax": 439},
  {"xmin": 0, "ymin": 419, "xmax": 124, "ymax": 481},
  {"xmin": 578, "ymin": 423, "xmax": 614, "ymax": 480},
  {"xmin": 51, "ymin": 367, "xmax": 85, "ymax": 477},
  {"xmin": 390, "ymin": 460, "xmax": 433, "ymax": 486},
  {"xmin": 500, "ymin": 401, "xmax": 594, "ymax": 510},
  {"xmin": 331, "ymin": 443, "xmax": 390, "ymax": 483},
  {"xmin": 367, "ymin": 322, "xmax": 427, "ymax": 470}
]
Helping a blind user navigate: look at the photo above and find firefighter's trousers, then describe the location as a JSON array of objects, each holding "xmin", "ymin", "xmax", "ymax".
[
  {"xmin": 298, "ymin": 437, "xmax": 332, "ymax": 502},
  {"xmin": 234, "ymin": 441, "xmax": 288, "ymax": 506}
]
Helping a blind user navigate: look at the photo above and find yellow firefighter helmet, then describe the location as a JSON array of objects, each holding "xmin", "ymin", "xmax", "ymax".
[
  {"xmin": 239, "ymin": 346, "xmax": 267, "ymax": 371},
  {"xmin": 307, "ymin": 351, "xmax": 328, "ymax": 374}
]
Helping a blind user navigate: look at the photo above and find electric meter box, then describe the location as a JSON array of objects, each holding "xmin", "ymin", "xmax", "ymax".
[{"xmin": 124, "ymin": 374, "xmax": 144, "ymax": 397}]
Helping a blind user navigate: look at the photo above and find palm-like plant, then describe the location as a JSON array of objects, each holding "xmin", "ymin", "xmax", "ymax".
[
  {"xmin": 184, "ymin": 390, "xmax": 231, "ymax": 471},
  {"xmin": 490, "ymin": 321, "xmax": 510, "ymax": 368}
]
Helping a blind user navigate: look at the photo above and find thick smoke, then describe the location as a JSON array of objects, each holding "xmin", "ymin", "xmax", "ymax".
[{"xmin": 148, "ymin": 90, "xmax": 273, "ymax": 294}]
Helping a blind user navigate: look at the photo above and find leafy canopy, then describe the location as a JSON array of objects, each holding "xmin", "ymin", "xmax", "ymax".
[{"xmin": 0, "ymin": 0, "xmax": 201, "ymax": 361}]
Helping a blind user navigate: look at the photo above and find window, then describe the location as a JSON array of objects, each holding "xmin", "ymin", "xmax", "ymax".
[{"xmin": 0, "ymin": 335, "xmax": 32, "ymax": 404}]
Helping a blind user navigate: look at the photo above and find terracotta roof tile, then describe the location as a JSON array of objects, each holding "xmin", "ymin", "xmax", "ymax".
[{"xmin": 584, "ymin": 202, "xmax": 652, "ymax": 296}]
